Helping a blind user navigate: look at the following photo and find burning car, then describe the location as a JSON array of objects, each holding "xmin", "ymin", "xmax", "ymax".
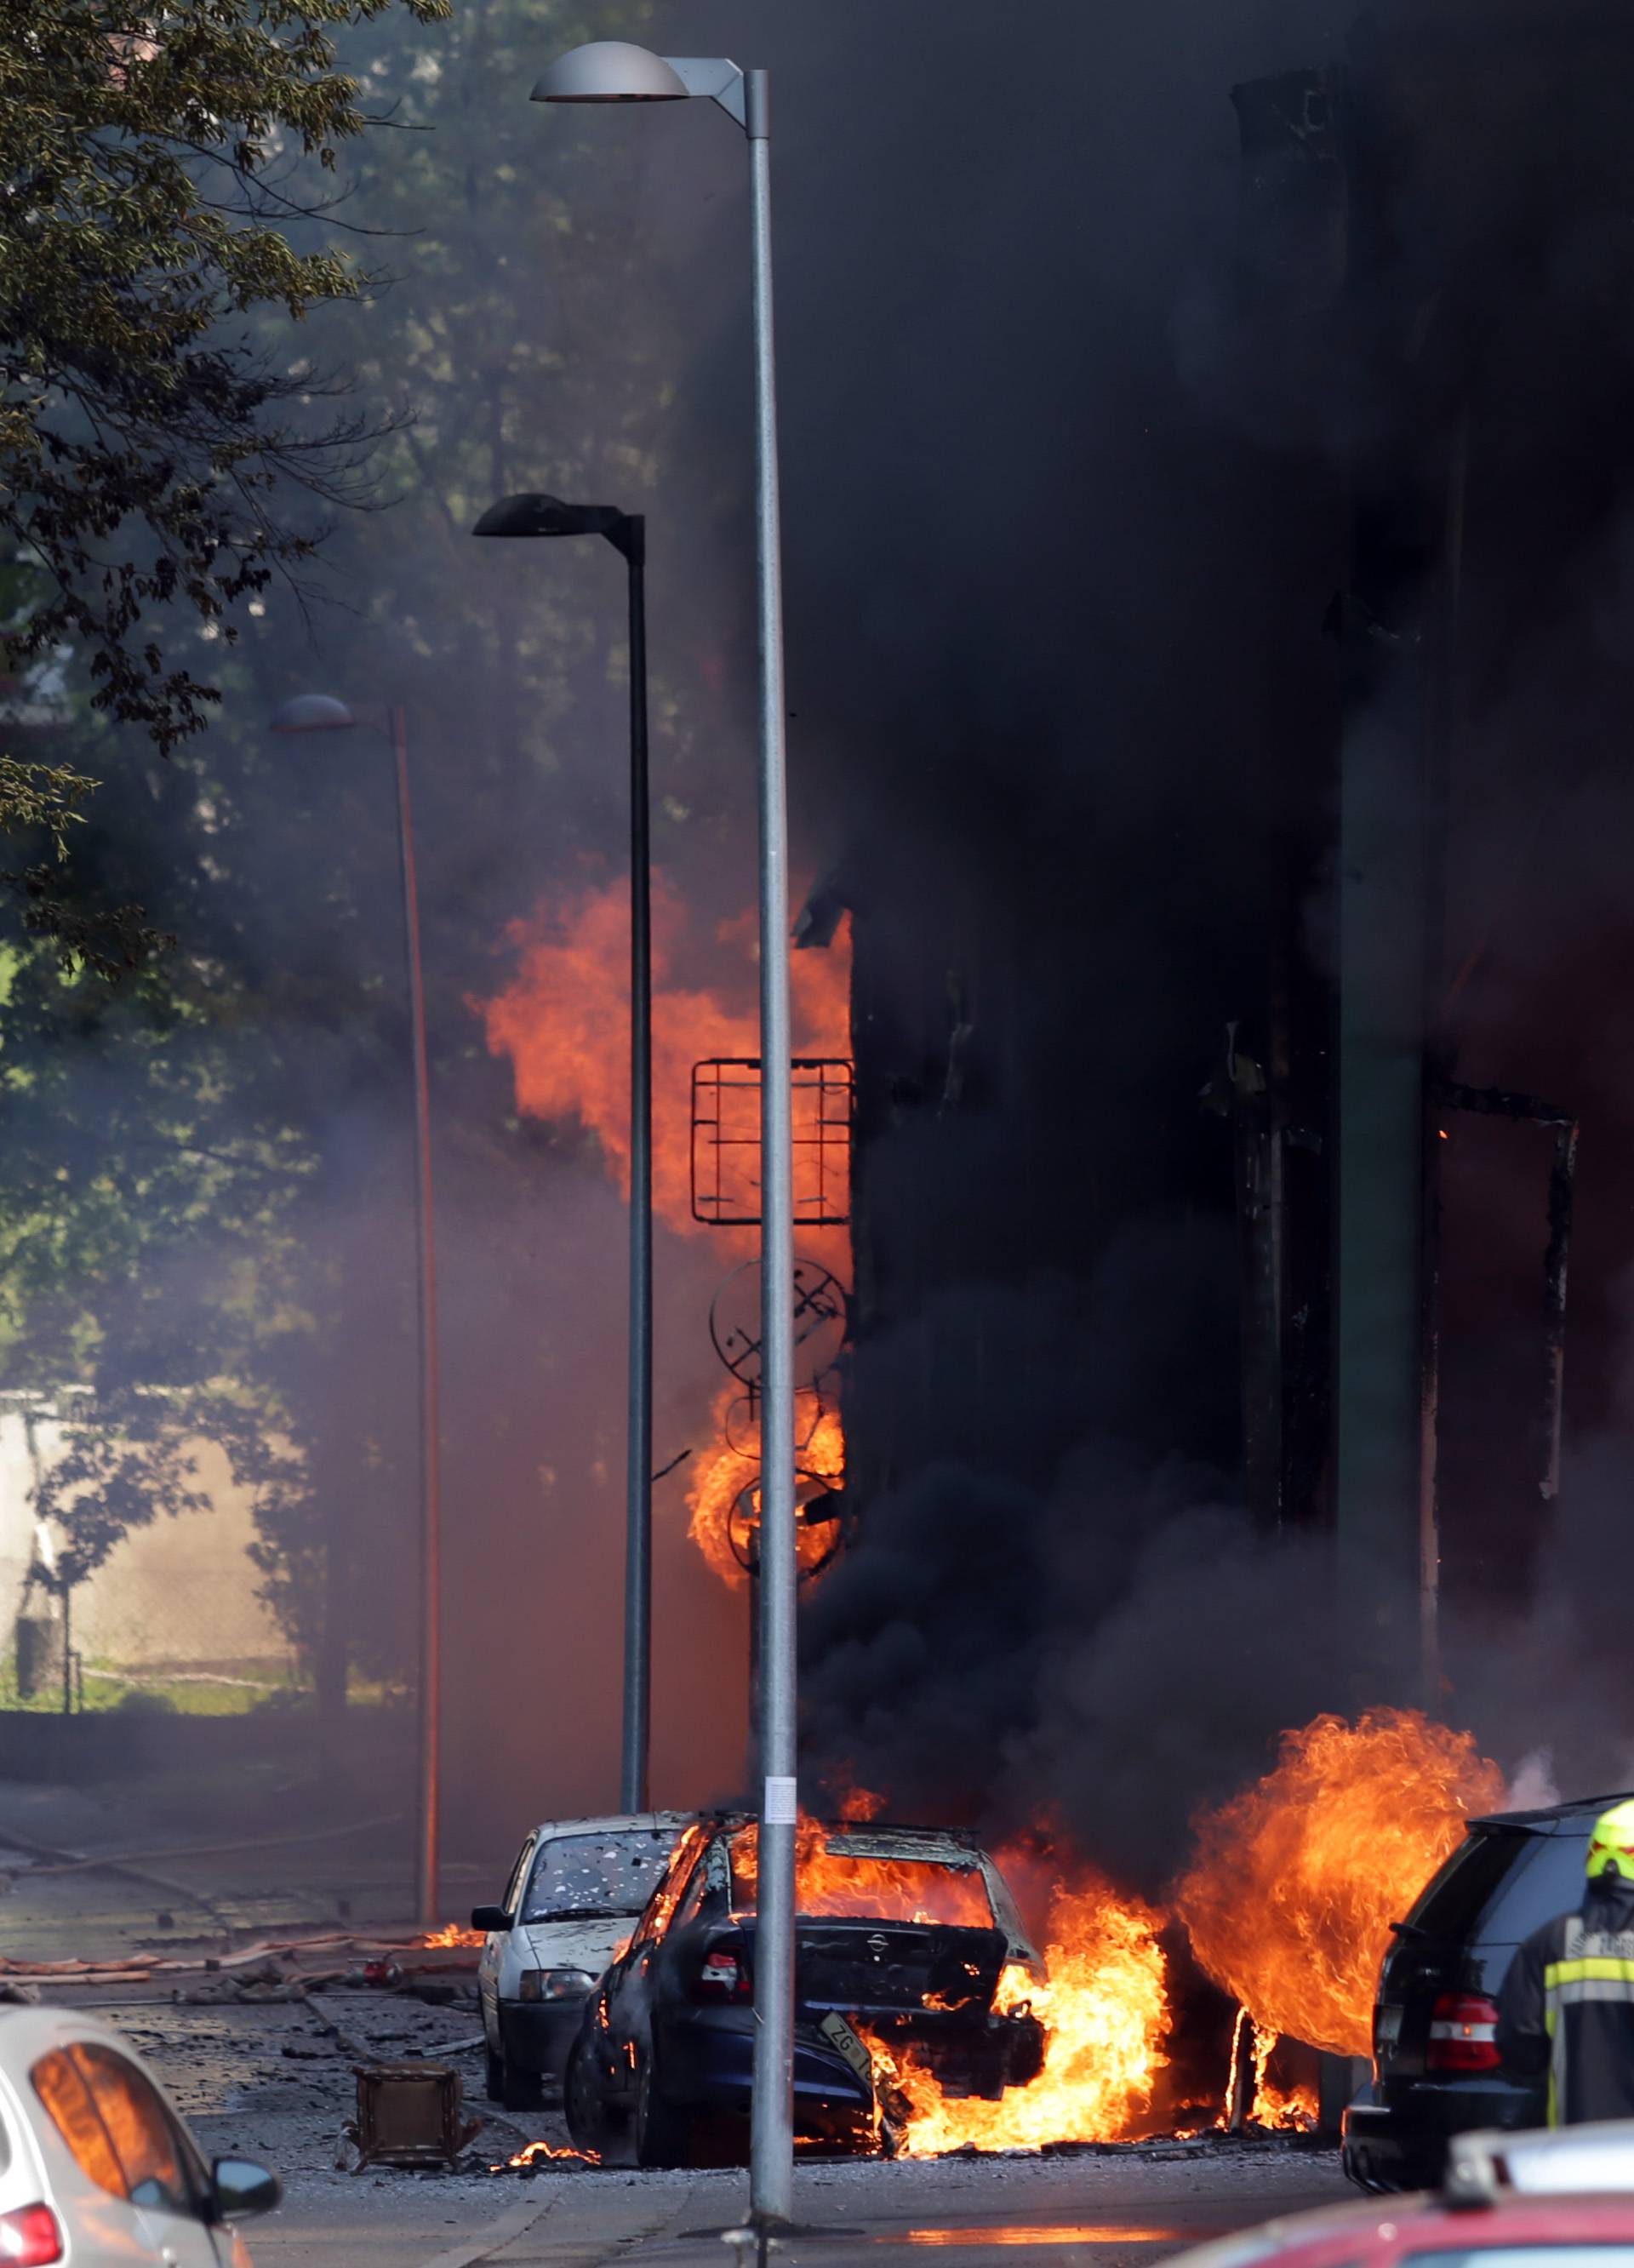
[
  {"xmin": 471, "ymin": 1810, "xmax": 694, "ymax": 2109},
  {"xmin": 563, "ymin": 1814, "xmax": 1046, "ymax": 2167}
]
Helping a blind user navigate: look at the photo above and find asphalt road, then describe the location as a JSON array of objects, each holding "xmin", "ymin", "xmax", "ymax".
[
  {"xmin": 90, "ymin": 1988, "xmax": 1349, "ymax": 2268},
  {"xmin": 246, "ymin": 2145, "xmax": 1351, "ymax": 2268},
  {"xmin": 0, "ymin": 1775, "xmax": 425, "ymax": 1961}
]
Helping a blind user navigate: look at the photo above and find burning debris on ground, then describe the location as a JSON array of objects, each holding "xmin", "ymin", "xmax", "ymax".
[{"xmin": 493, "ymin": 2139, "xmax": 601, "ymax": 2176}]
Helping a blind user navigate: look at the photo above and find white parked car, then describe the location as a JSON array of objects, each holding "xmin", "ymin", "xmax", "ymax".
[
  {"xmin": 473, "ymin": 1811, "xmax": 694, "ymax": 2108},
  {"xmin": 0, "ymin": 2005, "xmax": 280, "ymax": 2265}
]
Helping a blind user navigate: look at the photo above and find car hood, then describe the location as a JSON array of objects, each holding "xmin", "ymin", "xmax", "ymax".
[{"xmin": 516, "ymin": 1916, "xmax": 636, "ymax": 1973}]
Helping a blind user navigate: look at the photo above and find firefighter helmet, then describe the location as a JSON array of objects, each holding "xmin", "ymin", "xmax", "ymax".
[{"xmin": 1586, "ymin": 1798, "xmax": 1634, "ymax": 1880}]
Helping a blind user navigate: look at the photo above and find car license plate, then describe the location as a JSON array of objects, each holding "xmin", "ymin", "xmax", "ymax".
[
  {"xmin": 1375, "ymin": 2004, "xmax": 1403, "ymax": 2051},
  {"xmin": 820, "ymin": 2012, "xmax": 874, "ymax": 2087}
]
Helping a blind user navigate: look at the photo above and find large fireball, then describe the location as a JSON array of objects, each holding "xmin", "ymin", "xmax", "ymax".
[{"xmin": 1174, "ymin": 1707, "xmax": 1505, "ymax": 2056}]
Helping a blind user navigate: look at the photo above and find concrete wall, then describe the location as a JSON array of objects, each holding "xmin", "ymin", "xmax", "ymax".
[{"xmin": 0, "ymin": 1406, "xmax": 289, "ymax": 1675}]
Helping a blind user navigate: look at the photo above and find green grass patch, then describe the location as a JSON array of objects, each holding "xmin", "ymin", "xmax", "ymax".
[{"xmin": 0, "ymin": 1655, "xmax": 307, "ymax": 1716}]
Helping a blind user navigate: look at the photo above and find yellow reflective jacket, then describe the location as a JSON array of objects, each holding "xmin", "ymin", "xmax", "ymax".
[{"xmin": 1497, "ymin": 1886, "xmax": 1634, "ymax": 2126}]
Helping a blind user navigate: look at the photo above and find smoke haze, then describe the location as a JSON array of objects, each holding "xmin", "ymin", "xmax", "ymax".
[{"xmin": 14, "ymin": 0, "xmax": 1634, "ymax": 1914}]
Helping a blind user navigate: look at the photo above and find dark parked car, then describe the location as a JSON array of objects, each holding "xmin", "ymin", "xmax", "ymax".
[
  {"xmin": 1344, "ymin": 1790, "xmax": 1632, "ymax": 2192},
  {"xmin": 563, "ymin": 1814, "xmax": 1047, "ymax": 2167}
]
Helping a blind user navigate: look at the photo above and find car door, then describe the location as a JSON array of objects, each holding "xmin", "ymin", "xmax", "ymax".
[
  {"xmin": 615, "ymin": 1843, "xmax": 716, "ymax": 2090},
  {"xmin": 586, "ymin": 1850, "xmax": 678, "ymax": 2104},
  {"xmin": 480, "ymin": 1835, "xmax": 536, "ymax": 2042}
]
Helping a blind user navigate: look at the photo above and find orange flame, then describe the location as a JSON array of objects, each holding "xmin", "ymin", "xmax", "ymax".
[
  {"xmin": 647, "ymin": 1820, "xmax": 710, "ymax": 1942},
  {"xmin": 728, "ymin": 1815, "xmax": 995, "ymax": 1929},
  {"xmin": 864, "ymin": 1868, "xmax": 1169, "ymax": 2153},
  {"xmin": 1226, "ymin": 2016, "xmax": 1317, "ymax": 2132},
  {"xmin": 1174, "ymin": 1708, "xmax": 1505, "ymax": 2057},
  {"xmin": 480, "ymin": 877, "xmax": 854, "ymax": 1589},
  {"xmin": 1253, "ymin": 2075, "xmax": 1319, "ymax": 2132},
  {"xmin": 420, "ymin": 1923, "xmax": 483, "ymax": 1948},
  {"xmin": 480, "ymin": 878, "xmax": 850, "ymax": 1242},
  {"xmin": 493, "ymin": 2139, "xmax": 599, "ymax": 2172},
  {"xmin": 833, "ymin": 1777, "xmax": 888, "ymax": 1824},
  {"xmin": 685, "ymin": 1380, "xmax": 846, "ymax": 1590}
]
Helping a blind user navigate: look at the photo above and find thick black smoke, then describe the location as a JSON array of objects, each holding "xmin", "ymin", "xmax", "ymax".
[{"xmin": 627, "ymin": 0, "xmax": 1634, "ymax": 1882}]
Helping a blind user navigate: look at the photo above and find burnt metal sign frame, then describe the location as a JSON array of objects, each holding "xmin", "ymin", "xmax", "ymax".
[
  {"xmin": 708, "ymin": 1256, "xmax": 851, "ymax": 1392},
  {"xmin": 691, "ymin": 1056, "xmax": 854, "ymax": 1227}
]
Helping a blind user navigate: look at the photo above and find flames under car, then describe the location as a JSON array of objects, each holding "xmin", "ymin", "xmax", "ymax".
[{"xmin": 563, "ymin": 1815, "xmax": 1047, "ymax": 2167}]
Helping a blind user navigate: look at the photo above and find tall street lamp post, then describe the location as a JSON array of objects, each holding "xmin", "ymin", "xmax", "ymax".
[
  {"xmin": 271, "ymin": 693, "xmax": 443, "ymax": 1928},
  {"xmin": 471, "ymin": 495, "xmax": 654, "ymax": 1814},
  {"xmin": 531, "ymin": 41, "xmax": 800, "ymax": 2225}
]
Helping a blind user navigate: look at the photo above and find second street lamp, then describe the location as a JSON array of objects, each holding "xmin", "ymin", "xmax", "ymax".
[
  {"xmin": 531, "ymin": 37, "xmax": 800, "ymax": 2228},
  {"xmin": 471, "ymin": 494, "xmax": 654, "ymax": 1816}
]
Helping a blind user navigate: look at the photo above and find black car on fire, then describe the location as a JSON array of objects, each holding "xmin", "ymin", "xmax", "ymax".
[
  {"xmin": 1344, "ymin": 1790, "xmax": 1632, "ymax": 2192},
  {"xmin": 563, "ymin": 1814, "xmax": 1047, "ymax": 2167}
]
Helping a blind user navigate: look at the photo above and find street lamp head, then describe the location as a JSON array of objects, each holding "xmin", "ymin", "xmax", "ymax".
[
  {"xmin": 472, "ymin": 493, "xmax": 642, "ymax": 561},
  {"xmin": 270, "ymin": 693, "xmax": 357, "ymax": 734},
  {"xmin": 532, "ymin": 41, "xmax": 688, "ymax": 104},
  {"xmin": 473, "ymin": 494, "xmax": 601, "ymax": 540}
]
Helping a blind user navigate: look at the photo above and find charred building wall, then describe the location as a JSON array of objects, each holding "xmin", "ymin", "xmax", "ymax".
[
  {"xmin": 1248, "ymin": 0, "xmax": 1634, "ymax": 1640},
  {"xmin": 808, "ymin": 0, "xmax": 1634, "ymax": 1869}
]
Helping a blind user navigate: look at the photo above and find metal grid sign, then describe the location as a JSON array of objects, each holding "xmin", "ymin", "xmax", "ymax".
[{"xmin": 691, "ymin": 1058, "xmax": 854, "ymax": 1226}]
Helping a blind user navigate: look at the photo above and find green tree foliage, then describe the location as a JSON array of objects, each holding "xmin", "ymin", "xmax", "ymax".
[
  {"xmin": 0, "ymin": 0, "xmax": 448, "ymax": 922},
  {"xmin": 0, "ymin": 716, "xmax": 422, "ymax": 1711},
  {"xmin": 0, "ymin": 0, "xmax": 746, "ymax": 1737}
]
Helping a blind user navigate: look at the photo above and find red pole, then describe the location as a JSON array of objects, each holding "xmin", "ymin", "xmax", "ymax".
[{"xmin": 391, "ymin": 706, "xmax": 442, "ymax": 1926}]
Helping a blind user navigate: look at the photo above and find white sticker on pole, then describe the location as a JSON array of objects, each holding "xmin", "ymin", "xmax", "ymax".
[{"xmin": 763, "ymin": 1775, "xmax": 797, "ymax": 1825}]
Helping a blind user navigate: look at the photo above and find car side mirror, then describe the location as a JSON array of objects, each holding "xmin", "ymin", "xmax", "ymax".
[
  {"xmin": 471, "ymin": 1904, "xmax": 512, "ymax": 1932},
  {"xmin": 211, "ymin": 2158, "xmax": 282, "ymax": 2222}
]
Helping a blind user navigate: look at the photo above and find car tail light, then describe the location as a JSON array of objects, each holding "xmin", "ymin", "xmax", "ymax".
[
  {"xmin": 1427, "ymin": 1991, "xmax": 1501, "ymax": 2071},
  {"xmin": 0, "ymin": 2204, "xmax": 64, "ymax": 2265},
  {"xmin": 694, "ymin": 1945, "xmax": 751, "ymax": 2002}
]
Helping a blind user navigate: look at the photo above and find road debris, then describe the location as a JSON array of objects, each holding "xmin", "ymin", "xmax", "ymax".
[
  {"xmin": 344, "ymin": 2063, "xmax": 483, "ymax": 2172},
  {"xmin": 0, "ymin": 1928, "xmax": 481, "ymax": 1998}
]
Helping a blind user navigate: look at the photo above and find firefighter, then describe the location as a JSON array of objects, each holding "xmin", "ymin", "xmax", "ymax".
[{"xmin": 1497, "ymin": 1797, "xmax": 1634, "ymax": 2123}]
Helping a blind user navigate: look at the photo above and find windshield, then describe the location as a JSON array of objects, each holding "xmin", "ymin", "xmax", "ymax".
[
  {"xmin": 727, "ymin": 1825, "xmax": 996, "ymax": 1928},
  {"xmin": 522, "ymin": 1829, "xmax": 677, "ymax": 1922}
]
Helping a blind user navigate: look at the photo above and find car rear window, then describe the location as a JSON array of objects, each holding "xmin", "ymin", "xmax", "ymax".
[
  {"xmin": 727, "ymin": 1826, "xmax": 996, "ymax": 1928},
  {"xmin": 1407, "ymin": 1831, "xmax": 1536, "ymax": 1940},
  {"xmin": 1475, "ymin": 1832, "xmax": 1597, "ymax": 1948},
  {"xmin": 1406, "ymin": 2251, "xmax": 1634, "ymax": 2268},
  {"xmin": 523, "ymin": 1829, "xmax": 677, "ymax": 1922}
]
